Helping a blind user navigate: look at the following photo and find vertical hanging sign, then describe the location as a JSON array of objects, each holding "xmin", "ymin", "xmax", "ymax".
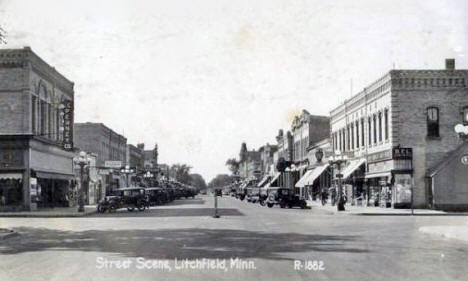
[{"xmin": 62, "ymin": 100, "xmax": 74, "ymax": 150}]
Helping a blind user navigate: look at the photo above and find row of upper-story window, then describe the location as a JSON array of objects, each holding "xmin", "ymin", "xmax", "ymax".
[
  {"xmin": 31, "ymin": 95, "xmax": 62, "ymax": 142},
  {"xmin": 332, "ymin": 109, "xmax": 390, "ymax": 152},
  {"xmin": 293, "ymin": 136, "xmax": 309, "ymax": 161},
  {"xmin": 332, "ymin": 106, "xmax": 468, "ymax": 149}
]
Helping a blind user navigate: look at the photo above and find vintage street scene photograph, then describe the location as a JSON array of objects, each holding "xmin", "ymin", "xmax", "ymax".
[{"xmin": 0, "ymin": 0, "xmax": 468, "ymax": 280}]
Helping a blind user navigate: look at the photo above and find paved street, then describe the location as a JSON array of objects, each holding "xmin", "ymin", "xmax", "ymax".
[{"xmin": 1, "ymin": 195, "xmax": 467, "ymax": 281}]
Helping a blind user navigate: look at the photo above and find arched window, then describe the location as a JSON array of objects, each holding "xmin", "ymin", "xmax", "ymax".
[
  {"xmin": 351, "ymin": 123, "xmax": 354, "ymax": 150},
  {"xmin": 427, "ymin": 107, "xmax": 439, "ymax": 137}
]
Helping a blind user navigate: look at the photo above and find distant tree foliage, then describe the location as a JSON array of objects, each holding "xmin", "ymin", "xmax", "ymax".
[
  {"xmin": 169, "ymin": 164, "xmax": 192, "ymax": 184},
  {"xmin": 208, "ymin": 174, "xmax": 235, "ymax": 189},
  {"xmin": 225, "ymin": 158, "xmax": 240, "ymax": 175},
  {"xmin": 0, "ymin": 26, "xmax": 6, "ymax": 44},
  {"xmin": 189, "ymin": 173, "xmax": 207, "ymax": 190}
]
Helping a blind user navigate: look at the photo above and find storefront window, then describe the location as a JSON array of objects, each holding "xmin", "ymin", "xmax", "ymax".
[{"xmin": 0, "ymin": 179, "xmax": 23, "ymax": 206}]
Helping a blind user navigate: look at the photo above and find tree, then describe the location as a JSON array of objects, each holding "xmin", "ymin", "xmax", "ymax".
[
  {"xmin": 169, "ymin": 164, "xmax": 192, "ymax": 184},
  {"xmin": 189, "ymin": 173, "xmax": 207, "ymax": 190},
  {"xmin": 225, "ymin": 158, "xmax": 240, "ymax": 175},
  {"xmin": 0, "ymin": 26, "xmax": 6, "ymax": 44},
  {"xmin": 208, "ymin": 174, "xmax": 235, "ymax": 189}
]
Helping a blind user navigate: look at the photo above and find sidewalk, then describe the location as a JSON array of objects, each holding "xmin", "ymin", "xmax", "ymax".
[
  {"xmin": 308, "ymin": 200, "xmax": 468, "ymax": 216},
  {"xmin": 0, "ymin": 205, "xmax": 97, "ymax": 217}
]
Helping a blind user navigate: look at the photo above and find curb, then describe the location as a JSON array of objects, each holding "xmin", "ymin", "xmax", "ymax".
[
  {"xmin": 352, "ymin": 213, "xmax": 468, "ymax": 216},
  {"xmin": 0, "ymin": 210, "xmax": 97, "ymax": 218},
  {"xmin": 0, "ymin": 229, "xmax": 19, "ymax": 240}
]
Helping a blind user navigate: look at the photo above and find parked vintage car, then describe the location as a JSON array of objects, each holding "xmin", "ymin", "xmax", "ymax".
[
  {"xmin": 246, "ymin": 187, "xmax": 260, "ymax": 203},
  {"xmin": 259, "ymin": 188, "xmax": 268, "ymax": 206},
  {"xmin": 145, "ymin": 187, "xmax": 167, "ymax": 206},
  {"xmin": 266, "ymin": 187, "xmax": 307, "ymax": 209},
  {"xmin": 97, "ymin": 187, "xmax": 148, "ymax": 213}
]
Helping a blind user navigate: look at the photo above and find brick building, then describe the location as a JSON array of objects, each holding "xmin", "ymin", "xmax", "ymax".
[
  {"xmin": 329, "ymin": 59, "xmax": 468, "ymax": 210},
  {"xmin": 238, "ymin": 143, "xmax": 262, "ymax": 180},
  {"xmin": 0, "ymin": 47, "xmax": 75, "ymax": 211},
  {"xmin": 126, "ymin": 143, "xmax": 144, "ymax": 171},
  {"xmin": 74, "ymin": 122, "xmax": 127, "ymax": 192}
]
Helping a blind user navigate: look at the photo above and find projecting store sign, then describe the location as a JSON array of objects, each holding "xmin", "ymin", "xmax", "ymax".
[{"xmin": 62, "ymin": 100, "xmax": 74, "ymax": 151}]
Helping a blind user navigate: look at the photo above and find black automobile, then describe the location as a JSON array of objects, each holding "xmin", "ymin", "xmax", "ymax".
[
  {"xmin": 145, "ymin": 187, "xmax": 166, "ymax": 206},
  {"xmin": 97, "ymin": 187, "xmax": 148, "ymax": 213},
  {"xmin": 266, "ymin": 187, "xmax": 307, "ymax": 209}
]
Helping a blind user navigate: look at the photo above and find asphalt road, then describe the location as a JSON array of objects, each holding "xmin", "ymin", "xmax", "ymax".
[{"xmin": 1, "ymin": 195, "xmax": 467, "ymax": 281}]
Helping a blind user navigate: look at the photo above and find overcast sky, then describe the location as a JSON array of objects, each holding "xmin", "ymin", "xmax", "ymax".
[{"xmin": 1, "ymin": 0, "xmax": 467, "ymax": 181}]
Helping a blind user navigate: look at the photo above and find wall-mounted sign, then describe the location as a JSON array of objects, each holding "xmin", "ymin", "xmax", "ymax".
[
  {"xmin": 104, "ymin": 161, "xmax": 122, "ymax": 169},
  {"xmin": 62, "ymin": 100, "xmax": 74, "ymax": 151},
  {"xmin": 392, "ymin": 147, "xmax": 412, "ymax": 160},
  {"xmin": 461, "ymin": 155, "xmax": 468, "ymax": 165}
]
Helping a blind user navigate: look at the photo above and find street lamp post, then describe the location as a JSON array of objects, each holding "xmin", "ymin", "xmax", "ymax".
[
  {"xmin": 74, "ymin": 151, "xmax": 90, "ymax": 213},
  {"xmin": 329, "ymin": 150, "xmax": 347, "ymax": 211},
  {"xmin": 120, "ymin": 165, "xmax": 135, "ymax": 187}
]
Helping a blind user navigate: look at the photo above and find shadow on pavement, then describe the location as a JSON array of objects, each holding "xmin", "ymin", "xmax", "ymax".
[
  {"xmin": 90, "ymin": 208, "xmax": 243, "ymax": 217},
  {"xmin": 165, "ymin": 198, "xmax": 206, "ymax": 206},
  {"xmin": 1, "ymin": 227, "xmax": 368, "ymax": 260}
]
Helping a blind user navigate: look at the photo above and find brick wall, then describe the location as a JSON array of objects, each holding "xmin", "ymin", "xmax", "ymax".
[{"xmin": 393, "ymin": 81, "xmax": 468, "ymax": 207}]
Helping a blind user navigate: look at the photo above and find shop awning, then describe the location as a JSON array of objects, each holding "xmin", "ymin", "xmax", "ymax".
[
  {"xmin": 265, "ymin": 172, "xmax": 280, "ymax": 189},
  {"xmin": 257, "ymin": 175, "xmax": 271, "ymax": 187},
  {"xmin": 305, "ymin": 164, "xmax": 330, "ymax": 185},
  {"xmin": 0, "ymin": 173, "xmax": 23, "ymax": 180},
  {"xmin": 342, "ymin": 158, "xmax": 366, "ymax": 179},
  {"xmin": 365, "ymin": 172, "xmax": 392, "ymax": 179},
  {"xmin": 36, "ymin": 171, "xmax": 75, "ymax": 181},
  {"xmin": 295, "ymin": 169, "xmax": 315, "ymax": 188}
]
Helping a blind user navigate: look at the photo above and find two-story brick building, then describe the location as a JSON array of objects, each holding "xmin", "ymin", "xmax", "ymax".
[
  {"xmin": 329, "ymin": 59, "xmax": 468, "ymax": 210},
  {"xmin": 74, "ymin": 122, "xmax": 127, "ymax": 193},
  {"xmin": 0, "ymin": 47, "xmax": 75, "ymax": 211}
]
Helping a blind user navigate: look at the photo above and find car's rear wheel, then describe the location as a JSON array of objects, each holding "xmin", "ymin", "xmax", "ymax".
[
  {"xmin": 267, "ymin": 203, "xmax": 273, "ymax": 208},
  {"xmin": 127, "ymin": 207, "xmax": 135, "ymax": 212}
]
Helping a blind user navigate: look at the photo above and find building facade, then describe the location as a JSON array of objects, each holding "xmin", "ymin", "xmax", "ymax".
[
  {"xmin": 126, "ymin": 144, "xmax": 144, "ymax": 171},
  {"xmin": 291, "ymin": 110, "xmax": 330, "ymax": 169},
  {"xmin": 330, "ymin": 59, "xmax": 468, "ymax": 210},
  {"xmin": 0, "ymin": 47, "xmax": 75, "ymax": 211},
  {"xmin": 73, "ymin": 122, "xmax": 127, "ymax": 193},
  {"xmin": 238, "ymin": 143, "xmax": 262, "ymax": 179}
]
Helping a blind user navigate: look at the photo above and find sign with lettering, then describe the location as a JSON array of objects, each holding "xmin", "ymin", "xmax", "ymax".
[
  {"xmin": 62, "ymin": 100, "xmax": 74, "ymax": 151},
  {"xmin": 104, "ymin": 161, "xmax": 122, "ymax": 169},
  {"xmin": 392, "ymin": 147, "xmax": 412, "ymax": 159}
]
